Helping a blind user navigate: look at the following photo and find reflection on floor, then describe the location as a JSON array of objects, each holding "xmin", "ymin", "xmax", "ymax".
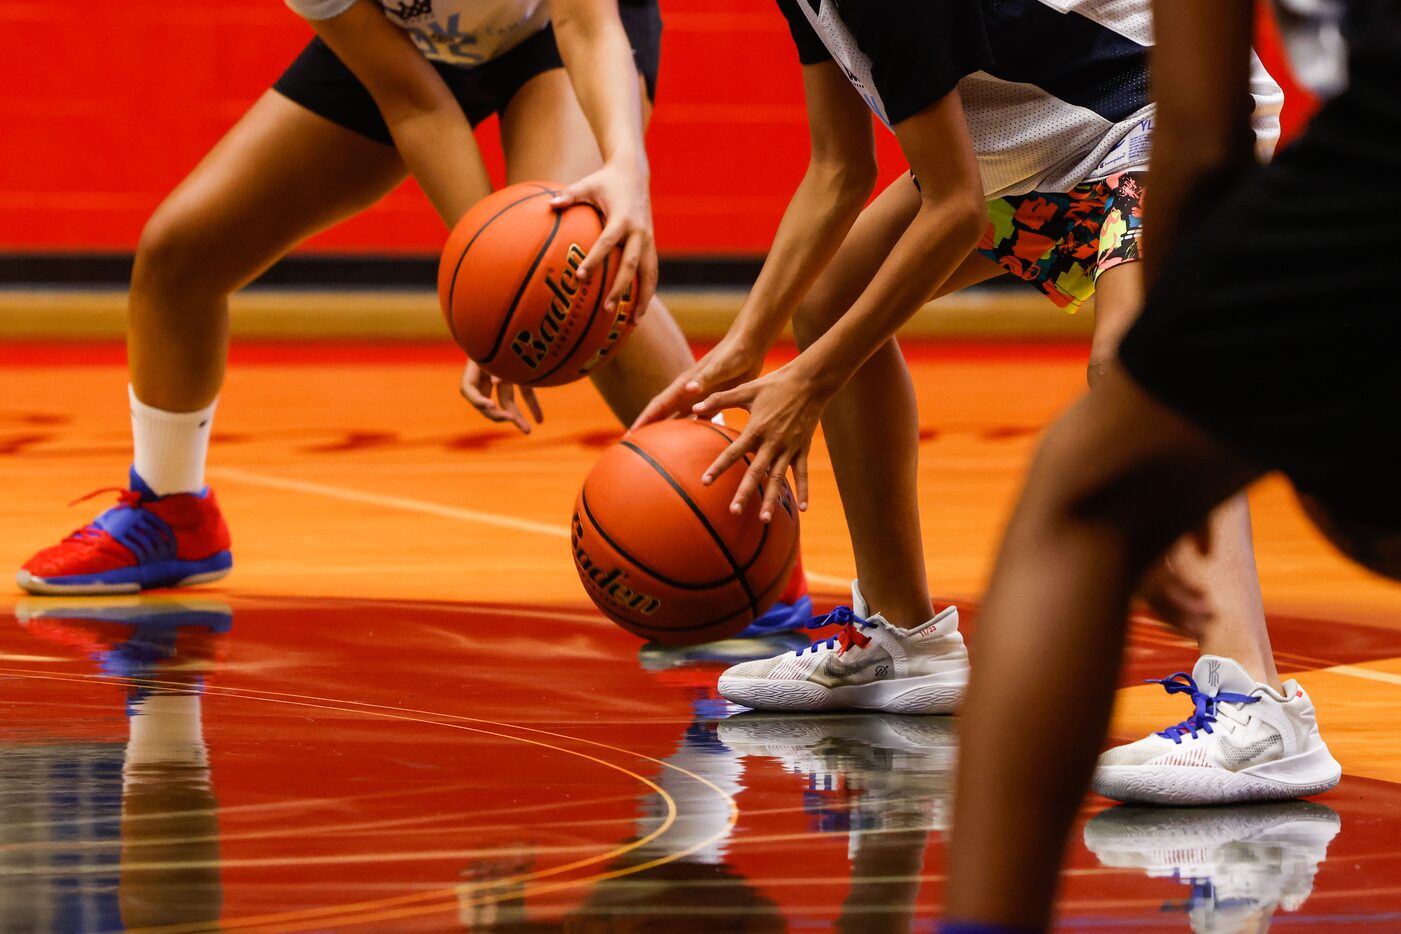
[
  {"xmin": 2, "ymin": 595, "xmax": 1397, "ymax": 933},
  {"xmin": 2, "ymin": 342, "xmax": 1399, "ymax": 931}
]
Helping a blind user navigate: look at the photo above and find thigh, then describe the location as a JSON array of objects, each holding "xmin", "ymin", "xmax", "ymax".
[
  {"xmin": 499, "ymin": 68, "xmax": 653, "ymax": 184},
  {"xmin": 146, "ymin": 91, "xmax": 407, "ymax": 291},
  {"xmin": 1029, "ymin": 366, "xmax": 1264, "ymax": 561}
]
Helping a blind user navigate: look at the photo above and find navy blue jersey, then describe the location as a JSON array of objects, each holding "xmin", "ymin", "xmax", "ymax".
[{"xmin": 779, "ymin": 0, "xmax": 1284, "ymax": 197}]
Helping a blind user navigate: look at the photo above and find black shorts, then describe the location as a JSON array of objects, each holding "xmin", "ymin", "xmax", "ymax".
[
  {"xmin": 1118, "ymin": 13, "xmax": 1401, "ymax": 526},
  {"xmin": 272, "ymin": 3, "xmax": 661, "ymax": 146}
]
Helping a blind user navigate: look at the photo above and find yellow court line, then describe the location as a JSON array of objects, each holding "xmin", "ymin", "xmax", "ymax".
[{"xmin": 209, "ymin": 466, "xmax": 853, "ymax": 590}]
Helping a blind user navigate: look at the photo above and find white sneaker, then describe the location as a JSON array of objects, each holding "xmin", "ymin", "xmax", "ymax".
[
  {"xmin": 1094, "ymin": 656, "xmax": 1342, "ymax": 805},
  {"xmin": 716, "ymin": 581, "xmax": 969, "ymax": 715},
  {"xmin": 1083, "ymin": 801, "xmax": 1341, "ymax": 933}
]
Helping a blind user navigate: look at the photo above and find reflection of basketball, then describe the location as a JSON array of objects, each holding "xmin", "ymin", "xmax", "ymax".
[
  {"xmin": 438, "ymin": 181, "xmax": 636, "ymax": 387},
  {"xmin": 572, "ymin": 420, "xmax": 800, "ymax": 645}
]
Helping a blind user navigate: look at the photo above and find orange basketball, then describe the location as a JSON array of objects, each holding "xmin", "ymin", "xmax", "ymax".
[
  {"xmin": 572, "ymin": 420, "xmax": 801, "ymax": 645},
  {"xmin": 438, "ymin": 181, "xmax": 637, "ymax": 387}
]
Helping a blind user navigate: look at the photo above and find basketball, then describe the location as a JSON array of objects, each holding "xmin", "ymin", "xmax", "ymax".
[
  {"xmin": 571, "ymin": 419, "xmax": 801, "ymax": 645},
  {"xmin": 438, "ymin": 180, "xmax": 637, "ymax": 387}
]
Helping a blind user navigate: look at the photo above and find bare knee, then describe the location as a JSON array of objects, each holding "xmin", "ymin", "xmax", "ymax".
[
  {"xmin": 132, "ymin": 198, "xmax": 239, "ymax": 300},
  {"xmin": 1086, "ymin": 354, "xmax": 1112, "ymax": 388},
  {"xmin": 1020, "ymin": 395, "xmax": 1216, "ymax": 573},
  {"xmin": 792, "ymin": 289, "xmax": 845, "ymax": 350}
]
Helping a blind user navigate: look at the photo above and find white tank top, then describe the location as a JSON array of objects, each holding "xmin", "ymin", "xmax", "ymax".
[{"xmin": 286, "ymin": 0, "xmax": 549, "ymax": 69}]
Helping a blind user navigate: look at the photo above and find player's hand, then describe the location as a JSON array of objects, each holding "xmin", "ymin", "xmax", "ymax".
[
  {"xmin": 459, "ymin": 360, "xmax": 544, "ymax": 435},
  {"xmin": 629, "ymin": 335, "xmax": 767, "ymax": 432},
  {"xmin": 690, "ymin": 362, "xmax": 828, "ymax": 522},
  {"xmin": 551, "ymin": 156, "xmax": 657, "ymax": 322},
  {"xmin": 1137, "ymin": 527, "xmax": 1216, "ymax": 631}
]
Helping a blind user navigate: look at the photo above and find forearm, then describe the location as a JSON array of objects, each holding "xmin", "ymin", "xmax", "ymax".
[
  {"xmin": 729, "ymin": 162, "xmax": 876, "ymax": 354},
  {"xmin": 1144, "ymin": 0, "xmax": 1258, "ymax": 286},
  {"xmin": 795, "ymin": 197, "xmax": 984, "ymax": 394},
  {"xmin": 550, "ymin": 1, "xmax": 647, "ymax": 170}
]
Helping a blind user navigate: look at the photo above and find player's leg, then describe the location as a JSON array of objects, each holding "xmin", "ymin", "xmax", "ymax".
[
  {"xmin": 19, "ymin": 87, "xmax": 417, "ymax": 595},
  {"xmin": 794, "ymin": 176, "xmax": 1001, "ymax": 625},
  {"xmin": 498, "ymin": 58, "xmax": 693, "ymax": 429},
  {"xmin": 946, "ymin": 366, "xmax": 1263, "ymax": 931},
  {"xmin": 718, "ymin": 176, "xmax": 992, "ymax": 714},
  {"xmin": 1091, "ymin": 263, "xmax": 1277, "ymax": 687},
  {"xmin": 1087, "ymin": 225, "xmax": 1341, "ymax": 807},
  {"xmin": 130, "ymin": 91, "xmax": 409, "ymax": 411}
]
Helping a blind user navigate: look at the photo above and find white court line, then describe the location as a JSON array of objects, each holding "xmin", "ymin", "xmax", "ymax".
[
  {"xmin": 209, "ymin": 466, "xmax": 851, "ymax": 590},
  {"xmin": 1326, "ymin": 664, "xmax": 1401, "ymax": 687}
]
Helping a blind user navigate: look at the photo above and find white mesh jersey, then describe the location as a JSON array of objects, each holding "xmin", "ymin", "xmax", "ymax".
[
  {"xmin": 286, "ymin": 0, "xmax": 549, "ymax": 69},
  {"xmin": 782, "ymin": 0, "xmax": 1285, "ymax": 199}
]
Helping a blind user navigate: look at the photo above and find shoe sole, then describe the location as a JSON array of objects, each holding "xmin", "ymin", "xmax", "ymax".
[
  {"xmin": 16, "ymin": 555, "xmax": 233, "ymax": 596},
  {"xmin": 717, "ymin": 672, "xmax": 966, "ymax": 715},
  {"xmin": 1094, "ymin": 745, "xmax": 1344, "ymax": 805}
]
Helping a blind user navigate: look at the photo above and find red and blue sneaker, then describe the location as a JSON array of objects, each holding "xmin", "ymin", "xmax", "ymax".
[
  {"xmin": 735, "ymin": 557, "xmax": 814, "ymax": 639},
  {"xmin": 16, "ymin": 468, "xmax": 232, "ymax": 595}
]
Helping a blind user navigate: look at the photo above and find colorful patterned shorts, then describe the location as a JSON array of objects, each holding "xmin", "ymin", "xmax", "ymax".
[{"xmin": 976, "ymin": 172, "xmax": 1146, "ymax": 311}]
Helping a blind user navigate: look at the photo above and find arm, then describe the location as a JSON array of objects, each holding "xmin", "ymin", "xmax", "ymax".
[
  {"xmin": 547, "ymin": 0, "xmax": 659, "ymax": 312},
  {"xmin": 694, "ymin": 89, "xmax": 987, "ymax": 518},
  {"xmin": 780, "ymin": 90, "xmax": 986, "ymax": 395},
  {"xmin": 725, "ymin": 63, "xmax": 882, "ymax": 360},
  {"xmin": 308, "ymin": 1, "xmax": 492, "ymax": 225},
  {"xmin": 629, "ymin": 61, "xmax": 879, "ymax": 429},
  {"xmin": 1145, "ymin": 0, "xmax": 1258, "ymax": 286}
]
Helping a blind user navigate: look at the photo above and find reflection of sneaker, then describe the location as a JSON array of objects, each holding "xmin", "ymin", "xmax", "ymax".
[
  {"xmin": 719, "ymin": 712, "xmax": 956, "ymax": 832},
  {"xmin": 1084, "ymin": 801, "xmax": 1341, "ymax": 933},
  {"xmin": 736, "ymin": 556, "xmax": 813, "ymax": 638},
  {"xmin": 17, "ymin": 468, "xmax": 232, "ymax": 595},
  {"xmin": 1095, "ymin": 656, "xmax": 1342, "ymax": 805},
  {"xmin": 717, "ymin": 581, "xmax": 968, "ymax": 714},
  {"xmin": 15, "ymin": 597, "xmax": 232, "ymax": 681},
  {"xmin": 639, "ymin": 632, "xmax": 811, "ymax": 671}
]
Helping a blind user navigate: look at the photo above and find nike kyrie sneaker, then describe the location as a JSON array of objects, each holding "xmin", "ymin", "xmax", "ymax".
[
  {"xmin": 717, "ymin": 581, "xmax": 968, "ymax": 715},
  {"xmin": 734, "ymin": 556, "xmax": 814, "ymax": 638},
  {"xmin": 1094, "ymin": 655, "xmax": 1342, "ymax": 805},
  {"xmin": 17, "ymin": 468, "xmax": 232, "ymax": 595}
]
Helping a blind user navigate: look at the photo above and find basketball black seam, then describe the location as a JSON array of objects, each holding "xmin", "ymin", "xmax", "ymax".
[
  {"xmin": 580, "ymin": 492, "xmax": 735, "ymax": 590},
  {"xmin": 694, "ymin": 419, "xmax": 777, "ymax": 570},
  {"xmin": 598, "ymin": 531, "xmax": 800, "ymax": 636},
  {"xmin": 445, "ymin": 188, "xmax": 556, "ymax": 350},
  {"xmin": 621, "ymin": 440, "xmax": 761, "ymax": 619},
  {"xmin": 480, "ymin": 207, "xmax": 564, "ymax": 365},
  {"xmin": 607, "ymin": 530, "xmax": 799, "ymax": 635},
  {"xmin": 532, "ymin": 239, "xmax": 611, "ymax": 384}
]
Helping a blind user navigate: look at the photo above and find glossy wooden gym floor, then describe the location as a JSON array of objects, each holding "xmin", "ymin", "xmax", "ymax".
[{"xmin": 2, "ymin": 330, "xmax": 1399, "ymax": 932}]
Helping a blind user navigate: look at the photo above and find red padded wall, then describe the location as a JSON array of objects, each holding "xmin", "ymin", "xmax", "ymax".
[{"xmin": 0, "ymin": 1, "xmax": 1313, "ymax": 257}]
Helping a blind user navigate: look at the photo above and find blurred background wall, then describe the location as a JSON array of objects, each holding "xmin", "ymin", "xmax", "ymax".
[{"xmin": 1, "ymin": 0, "xmax": 1316, "ymax": 276}]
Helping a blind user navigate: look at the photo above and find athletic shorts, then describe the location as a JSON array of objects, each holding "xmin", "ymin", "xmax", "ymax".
[
  {"xmin": 976, "ymin": 172, "xmax": 1145, "ymax": 310},
  {"xmin": 272, "ymin": 2, "xmax": 661, "ymax": 146},
  {"xmin": 1118, "ymin": 35, "xmax": 1401, "ymax": 526}
]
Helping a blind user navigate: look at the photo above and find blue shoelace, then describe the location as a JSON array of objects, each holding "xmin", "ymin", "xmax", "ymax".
[
  {"xmin": 1150, "ymin": 672, "xmax": 1260, "ymax": 744},
  {"xmin": 794, "ymin": 605, "xmax": 878, "ymax": 656}
]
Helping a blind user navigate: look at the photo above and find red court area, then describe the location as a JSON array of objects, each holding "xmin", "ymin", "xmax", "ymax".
[{"xmin": 2, "ymin": 341, "xmax": 1400, "ymax": 931}]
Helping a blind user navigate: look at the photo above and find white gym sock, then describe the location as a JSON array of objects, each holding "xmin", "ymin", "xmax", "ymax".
[{"xmin": 129, "ymin": 386, "xmax": 217, "ymax": 496}]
